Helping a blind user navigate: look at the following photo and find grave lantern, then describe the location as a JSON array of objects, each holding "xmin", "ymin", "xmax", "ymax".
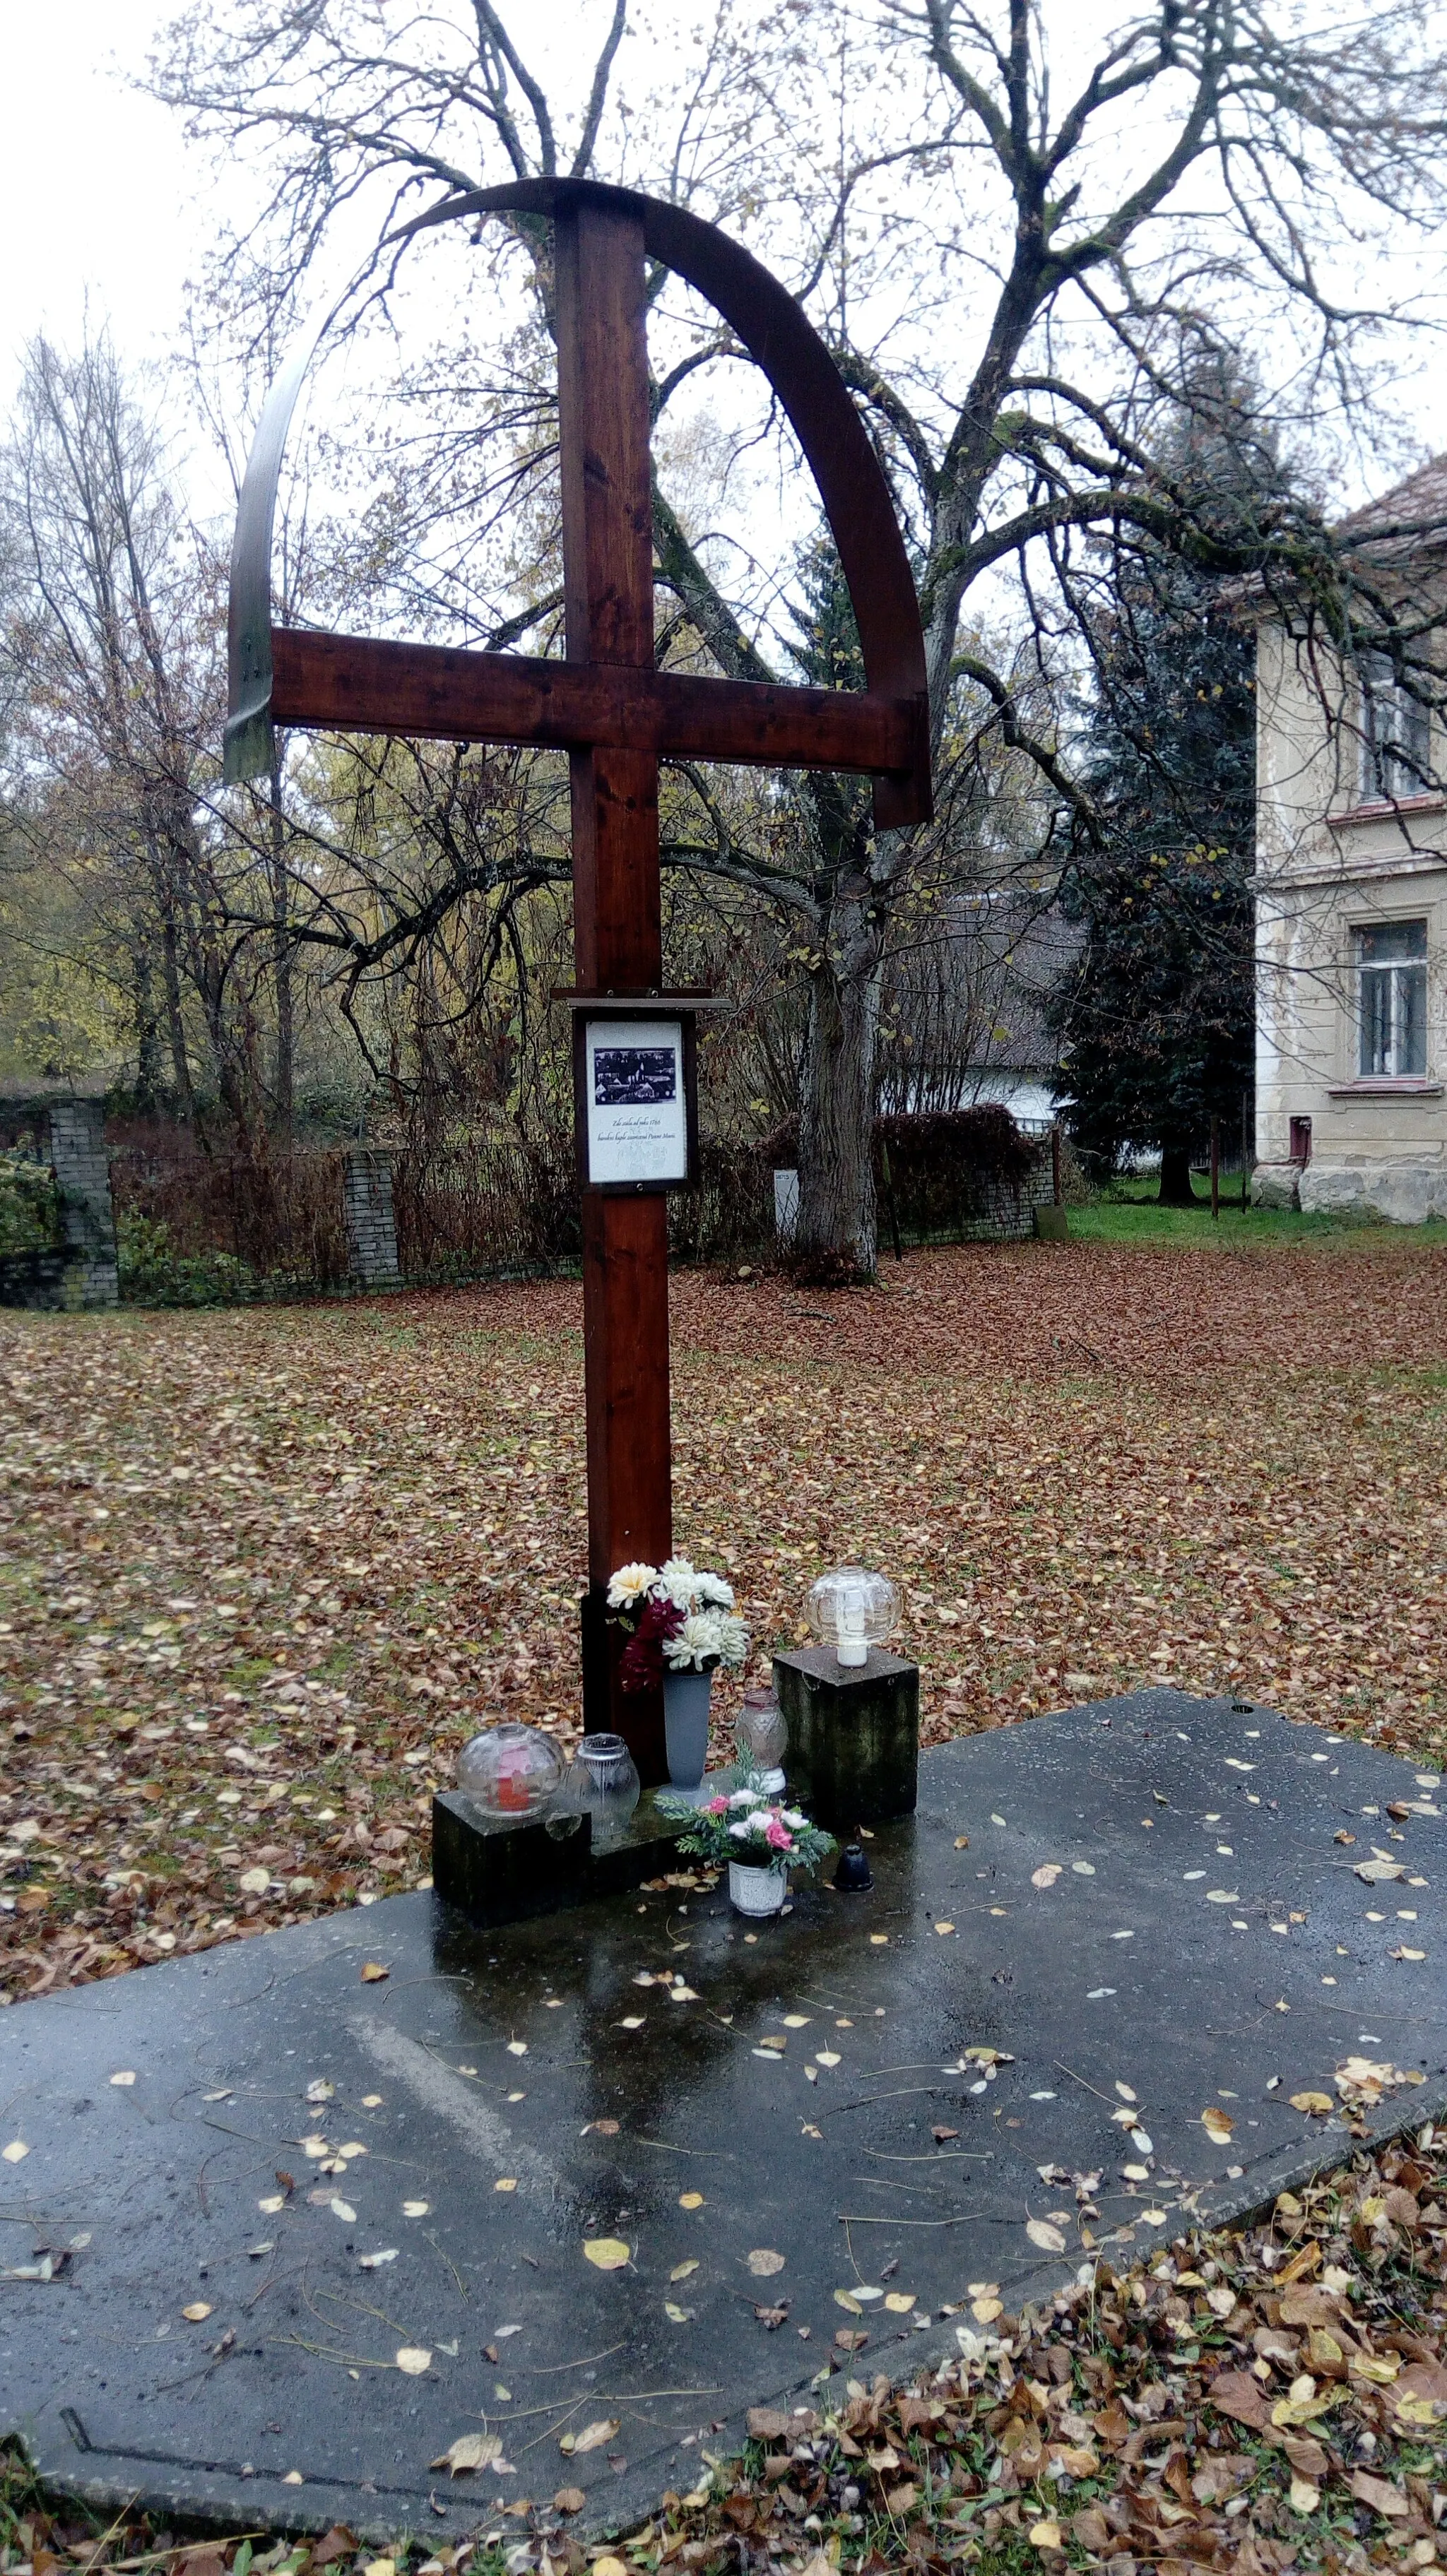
[
  {"xmin": 457, "ymin": 1722, "xmax": 565, "ymax": 1818},
  {"xmin": 807, "ymin": 1567, "xmax": 899, "ymax": 1669}
]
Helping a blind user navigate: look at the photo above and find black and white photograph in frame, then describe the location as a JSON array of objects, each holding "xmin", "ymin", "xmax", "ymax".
[{"xmin": 584, "ymin": 1016, "xmax": 688, "ymax": 1185}]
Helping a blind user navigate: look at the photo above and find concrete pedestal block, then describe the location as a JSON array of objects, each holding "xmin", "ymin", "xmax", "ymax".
[
  {"xmin": 772, "ymin": 1643, "xmax": 919, "ymax": 1828},
  {"xmin": 432, "ymin": 1786, "xmax": 695, "ymax": 1928}
]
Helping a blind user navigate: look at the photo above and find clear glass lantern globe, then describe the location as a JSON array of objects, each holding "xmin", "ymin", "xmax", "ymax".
[
  {"xmin": 806, "ymin": 1565, "xmax": 899, "ymax": 1668},
  {"xmin": 456, "ymin": 1722, "xmax": 565, "ymax": 1819},
  {"xmin": 548, "ymin": 1731, "xmax": 642, "ymax": 1853}
]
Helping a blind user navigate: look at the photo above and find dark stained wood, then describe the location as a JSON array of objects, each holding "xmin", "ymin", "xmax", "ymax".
[
  {"xmin": 229, "ymin": 180, "xmax": 936, "ymax": 1788},
  {"xmin": 403, "ymin": 178, "xmax": 933, "ymax": 829},
  {"xmin": 268, "ymin": 629, "xmax": 925, "ymax": 781},
  {"xmin": 555, "ymin": 201, "xmax": 671, "ymax": 1774}
]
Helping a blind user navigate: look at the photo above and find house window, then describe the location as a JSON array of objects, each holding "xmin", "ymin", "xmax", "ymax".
[
  {"xmin": 1358, "ymin": 653, "xmax": 1432, "ymax": 800},
  {"xmin": 1289, "ymin": 1116, "xmax": 1312, "ymax": 1164},
  {"xmin": 1354, "ymin": 919, "xmax": 1427, "ymax": 1078}
]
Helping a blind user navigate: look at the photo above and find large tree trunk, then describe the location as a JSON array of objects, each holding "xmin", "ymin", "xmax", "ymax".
[
  {"xmin": 1158, "ymin": 1138, "xmax": 1198, "ymax": 1205},
  {"xmin": 796, "ymin": 943, "xmax": 882, "ymax": 1279}
]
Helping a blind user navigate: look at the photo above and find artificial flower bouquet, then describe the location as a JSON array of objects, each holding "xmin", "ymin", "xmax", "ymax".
[
  {"xmin": 663, "ymin": 1778, "xmax": 836, "ymax": 1875},
  {"xmin": 607, "ymin": 1556, "xmax": 749, "ymax": 1694}
]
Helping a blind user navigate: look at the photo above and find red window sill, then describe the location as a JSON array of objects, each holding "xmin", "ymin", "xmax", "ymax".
[
  {"xmin": 1328, "ymin": 795, "xmax": 1446, "ymax": 826},
  {"xmin": 1327, "ymin": 1081, "xmax": 1443, "ymax": 1098}
]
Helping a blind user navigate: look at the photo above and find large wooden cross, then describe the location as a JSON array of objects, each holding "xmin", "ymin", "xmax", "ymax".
[{"xmin": 226, "ymin": 179, "xmax": 931, "ymax": 1783}]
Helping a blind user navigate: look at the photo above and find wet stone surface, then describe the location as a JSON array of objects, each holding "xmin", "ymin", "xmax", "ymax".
[{"xmin": 2, "ymin": 1687, "xmax": 1443, "ymax": 2542}]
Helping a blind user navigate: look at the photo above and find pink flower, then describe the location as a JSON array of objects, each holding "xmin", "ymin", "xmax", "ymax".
[
  {"xmin": 764, "ymin": 1817, "xmax": 793, "ymax": 1852},
  {"xmin": 705, "ymin": 1796, "xmax": 730, "ymax": 1814}
]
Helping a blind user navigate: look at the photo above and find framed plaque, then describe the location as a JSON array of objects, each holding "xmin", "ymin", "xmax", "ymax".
[{"xmin": 573, "ymin": 1009, "xmax": 699, "ymax": 1191}]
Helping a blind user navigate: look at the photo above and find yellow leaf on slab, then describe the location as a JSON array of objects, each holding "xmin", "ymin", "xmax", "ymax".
[
  {"xmin": 360, "ymin": 1961, "xmax": 389, "ymax": 1983},
  {"xmin": 1, "ymin": 2142, "xmax": 29, "ymax": 2164},
  {"xmin": 935, "ymin": 1921, "xmax": 955, "ymax": 1935},
  {"xmin": 834, "ymin": 2289, "xmax": 864, "ymax": 2314},
  {"xmin": 1026, "ymin": 2219, "xmax": 1067, "ymax": 2254},
  {"xmin": 181, "ymin": 2301, "xmax": 213, "ymax": 2322},
  {"xmin": 257, "ymin": 2194, "xmax": 285, "ymax": 2213},
  {"xmin": 1031, "ymin": 1865, "xmax": 1062, "ymax": 1889},
  {"xmin": 671, "ymin": 2259, "xmax": 699, "ymax": 2281},
  {"xmin": 507, "ymin": 2040, "xmax": 528, "ymax": 2055},
  {"xmin": 678, "ymin": 2191, "xmax": 704, "ymax": 2210},
  {"xmin": 110, "ymin": 2070, "xmax": 136, "ymax": 2087},
  {"xmin": 782, "ymin": 2014, "xmax": 811, "ymax": 2028},
  {"xmin": 569, "ymin": 2417, "xmax": 620, "ymax": 2455},
  {"xmin": 884, "ymin": 2291, "xmax": 916, "ymax": 2313},
  {"xmin": 495, "ymin": 2178, "xmax": 517, "ymax": 2193},
  {"xmin": 402, "ymin": 2200, "xmax": 430, "ymax": 2216},
  {"xmin": 748, "ymin": 2248, "xmax": 786, "ymax": 2275},
  {"xmin": 1290, "ymin": 2092, "xmax": 1333, "ymax": 2116},
  {"xmin": 972, "ymin": 2297, "xmax": 1004, "ymax": 2324},
  {"xmin": 429, "ymin": 2434, "xmax": 502, "ymax": 2476},
  {"xmin": 584, "ymin": 2238, "xmax": 631, "ymax": 2270},
  {"xmin": 1201, "ymin": 2106, "xmax": 1234, "ymax": 2142},
  {"xmin": 395, "ymin": 2346, "xmax": 432, "ymax": 2374}
]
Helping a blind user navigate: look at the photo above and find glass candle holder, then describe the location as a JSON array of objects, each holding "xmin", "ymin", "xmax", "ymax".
[
  {"xmin": 738, "ymin": 1686, "xmax": 788, "ymax": 1781},
  {"xmin": 457, "ymin": 1722, "xmax": 565, "ymax": 1819},
  {"xmin": 550, "ymin": 1731, "xmax": 642, "ymax": 1853},
  {"xmin": 806, "ymin": 1566, "xmax": 899, "ymax": 1669}
]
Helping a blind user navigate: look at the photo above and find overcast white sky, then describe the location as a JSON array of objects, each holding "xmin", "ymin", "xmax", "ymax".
[{"xmin": 1, "ymin": 0, "xmax": 198, "ymax": 392}]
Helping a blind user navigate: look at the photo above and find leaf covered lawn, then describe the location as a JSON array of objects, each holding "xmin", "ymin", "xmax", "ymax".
[{"xmin": 3, "ymin": 1235, "xmax": 1446, "ymax": 2006}]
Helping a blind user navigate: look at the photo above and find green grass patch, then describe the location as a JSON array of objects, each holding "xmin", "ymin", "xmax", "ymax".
[{"xmin": 1068, "ymin": 1180, "xmax": 1447, "ymax": 1250}]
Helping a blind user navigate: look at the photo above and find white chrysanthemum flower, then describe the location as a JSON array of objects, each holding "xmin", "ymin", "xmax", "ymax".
[
  {"xmin": 696, "ymin": 1570, "xmax": 736, "ymax": 1609},
  {"xmin": 781, "ymin": 1808, "xmax": 807, "ymax": 1828},
  {"xmin": 728, "ymin": 1787, "xmax": 762, "ymax": 1808},
  {"xmin": 607, "ymin": 1561, "xmax": 658, "ymax": 1608},
  {"xmin": 714, "ymin": 1612, "xmax": 750, "ymax": 1667},
  {"xmin": 727, "ymin": 1815, "xmax": 757, "ymax": 1839},
  {"xmin": 658, "ymin": 1555, "xmax": 701, "ymax": 1610}
]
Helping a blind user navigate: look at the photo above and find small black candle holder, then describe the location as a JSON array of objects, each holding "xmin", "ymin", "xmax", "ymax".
[{"xmin": 833, "ymin": 1836, "xmax": 873, "ymax": 1893}]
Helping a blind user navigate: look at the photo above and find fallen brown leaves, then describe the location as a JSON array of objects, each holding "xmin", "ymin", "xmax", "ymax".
[
  {"xmin": 4, "ymin": 1235, "xmax": 1447, "ymax": 2004},
  {"xmin": 635, "ymin": 2116, "xmax": 1447, "ymax": 2576}
]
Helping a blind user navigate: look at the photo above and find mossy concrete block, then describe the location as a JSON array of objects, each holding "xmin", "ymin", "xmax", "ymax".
[
  {"xmin": 772, "ymin": 1644, "xmax": 919, "ymax": 1828},
  {"xmin": 432, "ymin": 1787, "xmax": 696, "ymax": 1928}
]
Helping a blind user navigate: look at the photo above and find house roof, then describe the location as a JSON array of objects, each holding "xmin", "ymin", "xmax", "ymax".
[{"xmin": 1335, "ymin": 453, "xmax": 1447, "ymax": 562}]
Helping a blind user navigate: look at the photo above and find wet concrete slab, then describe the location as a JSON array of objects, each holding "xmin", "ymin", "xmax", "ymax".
[{"xmin": 3, "ymin": 1688, "xmax": 1444, "ymax": 2544}]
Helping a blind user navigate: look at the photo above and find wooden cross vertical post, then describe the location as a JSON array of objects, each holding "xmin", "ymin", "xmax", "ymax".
[
  {"xmin": 557, "ymin": 201, "xmax": 671, "ymax": 1774},
  {"xmin": 224, "ymin": 177, "xmax": 933, "ymax": 1790}
]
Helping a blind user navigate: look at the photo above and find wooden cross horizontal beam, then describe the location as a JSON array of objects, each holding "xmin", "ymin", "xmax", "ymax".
[{"xmin": 271, "ymin": 628, "xmax": 928, "ymax": 783}]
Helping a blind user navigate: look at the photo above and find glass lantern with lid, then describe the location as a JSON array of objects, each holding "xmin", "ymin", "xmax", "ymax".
[
  {"xmin": 456, "ymin": 1721, "xmax": 565, "ymax": 1820},
  {"xmin": 806, "ymin": 1565, "xmax": 899, "ymax": 1668},
  {"xmin": 546, "ymin": 1731, "xmax": 642, "ymax": 1853},
  {"xmin": 737, "ymin": 1685, "xmax": 788, "ymax": 1791}
]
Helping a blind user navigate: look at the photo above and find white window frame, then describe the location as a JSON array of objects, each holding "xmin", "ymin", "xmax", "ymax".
[
  {"xmin": 1358, "ymin": 653, "xmax": 1432, "ymax": 802},
  {"xmin": 1352, "ymin": 918, "xmax": 1428, "ymax": 1079}
]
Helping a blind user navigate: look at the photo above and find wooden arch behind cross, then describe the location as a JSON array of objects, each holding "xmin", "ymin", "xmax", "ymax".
[{"xmin": 225, "ymin": 179, "xmax": 932, "ymax": 1781}]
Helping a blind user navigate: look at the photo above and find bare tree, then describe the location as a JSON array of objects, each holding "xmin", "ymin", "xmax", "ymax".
[
  {"xmin": 0, "ymin": 332, "xmax": 286, "ymax": 1139},
  {"xmin": 150, "ymin": 0, "xmax": 1447, "ymax": 1264}
]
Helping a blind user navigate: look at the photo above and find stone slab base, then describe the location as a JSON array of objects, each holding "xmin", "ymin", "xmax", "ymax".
[{"xmin": 3, "ymin": 1691, "xmax": 1443, "ymax": 2546}]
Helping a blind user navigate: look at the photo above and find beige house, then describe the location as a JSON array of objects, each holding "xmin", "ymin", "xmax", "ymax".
[{"xmin": 1253, "ymin": 458, "xmax": 1447, "ymax": 1221}]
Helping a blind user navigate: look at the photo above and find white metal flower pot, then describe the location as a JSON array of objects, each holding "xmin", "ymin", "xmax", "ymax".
[{"xmin": 728, "ymin": 1858, "xmax": 789, "ymax": 1917}]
